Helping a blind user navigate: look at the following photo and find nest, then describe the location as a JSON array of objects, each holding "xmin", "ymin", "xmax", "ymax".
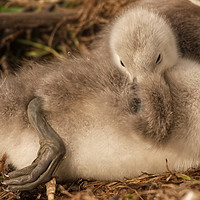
[{"xmin": 1, "ymin": 166, "xmax": 200, "ymax": 200}]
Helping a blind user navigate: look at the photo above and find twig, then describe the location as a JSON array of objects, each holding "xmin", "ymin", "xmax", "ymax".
[
  {"xmin": 128, "ymin": 187, "xmax": 144, "ymax": 200},
  {"xmin": 0, "ymin": 154, "xmax": 7, "ymax": 179},
  {"xmin": 46, "ymin": 178, "xmax": 56, "ymax": 200},
  {"xmin": 165, "ymin": 158, "xmax": 175, "ymax": 175},
  {"xmin": 0, "ymin": 11, "xmax": 78, "ymax": 30},
  {"xmin": 0, "ymin": 30, "xmax": 24, "ymax": 49},
  {"xmin": 0, "ymin": 56, "xmax": 11, "ymax": 75},
  {"xmin": 58, "ymin": 184, "xmax": 73, "ymax": 198},
  {"xmin": 48, "ymin": 17, "xmax": 67, "ymax": 47}
]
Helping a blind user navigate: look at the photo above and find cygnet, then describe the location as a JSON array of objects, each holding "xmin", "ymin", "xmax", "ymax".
[
  {"xmin": 108, "ymin": 8, "xmax": 179, "ymax": 81},
  {"xmin": 1, "ymin": 8, "xmax": 200, "ymax": 192},
  {"xmin": 93, "ymin": 0, "xmax": 200, "ymax": 61}
]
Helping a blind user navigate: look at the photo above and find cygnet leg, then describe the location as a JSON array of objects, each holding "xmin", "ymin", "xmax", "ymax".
[{"xmin": 3, "ymin": 97, "xmax": 66, "ymax": 191}]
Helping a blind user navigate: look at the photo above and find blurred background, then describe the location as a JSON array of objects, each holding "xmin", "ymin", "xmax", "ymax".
[{"xmin": 0, "ymin": 0, "xmax": 133, "ymax": 73}]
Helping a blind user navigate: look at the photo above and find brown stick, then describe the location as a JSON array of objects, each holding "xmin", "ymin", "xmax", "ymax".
[{"xmin": 0, "ymin": 11, "xmax": 78, "ymax": 30}]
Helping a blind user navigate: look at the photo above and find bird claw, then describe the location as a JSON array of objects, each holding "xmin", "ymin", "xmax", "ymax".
[{"xmin": 3, "ymin": 98, "xmax": 66, "ymax": 191}]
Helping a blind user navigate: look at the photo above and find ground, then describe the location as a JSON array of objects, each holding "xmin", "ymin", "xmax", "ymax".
[{"xmin": 0, "ymin": 0, "xmax": 200, "ymax": 199}]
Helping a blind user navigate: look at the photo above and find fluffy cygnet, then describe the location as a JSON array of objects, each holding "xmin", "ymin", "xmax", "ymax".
[
  {"xmin": 93, "ymin": 0, "xmax": 200, "ymax": 62},
  {"xmin": 1, "ymin": 8, "xmax": 200, "ymax": 191},
  {"xmin": 109, "ymin": 8, "xmax": 179, "ymax": 81}
]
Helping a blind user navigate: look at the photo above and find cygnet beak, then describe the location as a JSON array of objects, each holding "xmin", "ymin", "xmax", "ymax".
[
  {"xmin": 129, "ymin": 77, "xmax": 141, "ymax": 113},
  {"xmin": 130, "ymin": 98, "xmax": 141, "ymax": 113}
]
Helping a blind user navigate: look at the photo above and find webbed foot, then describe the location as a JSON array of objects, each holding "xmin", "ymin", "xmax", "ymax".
[{"xmin": 3, "ymin": 98, "xmax": 66, "ymax": 191}]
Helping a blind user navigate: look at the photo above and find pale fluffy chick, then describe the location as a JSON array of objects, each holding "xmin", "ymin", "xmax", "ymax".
[
  {"xmin": 109, "ymin": 8, "xmax": 179, "ymax": 81},
  {"xmin": 0, "ymin": 8, "xmax": 200, "ymax": 191}
]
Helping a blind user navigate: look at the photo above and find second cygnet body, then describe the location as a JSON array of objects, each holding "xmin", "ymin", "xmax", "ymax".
[{"xmin": 1, "ymin": 8, "xmax": 200, "ymax": 191}]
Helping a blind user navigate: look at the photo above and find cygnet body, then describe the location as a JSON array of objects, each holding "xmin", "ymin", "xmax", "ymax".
[{"xmin": 1, "ymin": 8, "xmax": 200, "ymax": 191}]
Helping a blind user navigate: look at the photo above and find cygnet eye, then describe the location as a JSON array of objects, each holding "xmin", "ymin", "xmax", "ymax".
[
  {"xmin": 156, "ymin": 54, "xmax": 162, "ymax": 64},
  {"xmin": 120, "ymin": 60, "xmax": 125, "ymax": 67}
]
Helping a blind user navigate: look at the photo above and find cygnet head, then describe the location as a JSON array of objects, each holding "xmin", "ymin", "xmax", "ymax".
[{"xmin": 109, "ymin": 8, "xmax": 179, "ymax": 81}]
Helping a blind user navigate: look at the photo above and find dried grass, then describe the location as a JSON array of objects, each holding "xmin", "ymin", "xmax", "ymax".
[{"xmin": 1, "ymin": 167, "xmax": 200, "ymax": 199}]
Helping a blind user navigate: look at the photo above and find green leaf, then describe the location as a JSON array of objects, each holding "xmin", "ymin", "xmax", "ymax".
[
  {"xmin": 125, "ymin": 194, "xmax": 134, "ymax": 199},
  {"xmin": 176, "ymin": 173, "xmax": 200, "ymax": 184},
  {"xmin": 25, "ymin": 50, "xmax": 51, "ymax": 57},
  {"xmin": 17, "ymin": 39, "xmax": 60, "ymax": 58},
  {"xmin": 61, "ymin": 1, "xmax": 78, "ymax": 8},
  {"xmin": 0, "ymin": 5, "xmax": 23, "ymax": 13}
]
